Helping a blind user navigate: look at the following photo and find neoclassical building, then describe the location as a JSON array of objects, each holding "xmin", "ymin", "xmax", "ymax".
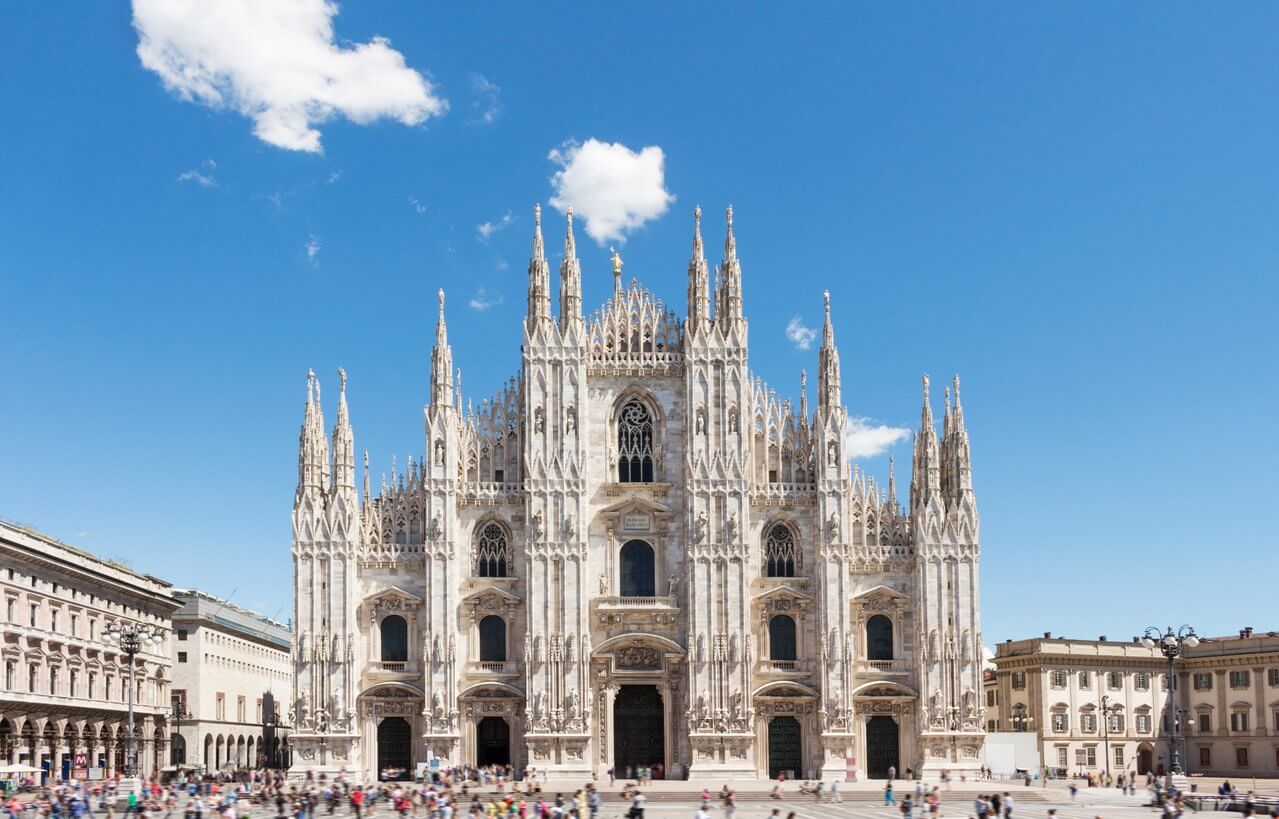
[
  {"xmin": 0, "ymin": 521, "xmax": 177, "ymax": 781},
  {"xmin": 289, "ymin": 206, "xmax": 985, "ymax": 781},
  {"xmin": 169, "ymin": 589, "xmax": 293, "ymax": 773}
]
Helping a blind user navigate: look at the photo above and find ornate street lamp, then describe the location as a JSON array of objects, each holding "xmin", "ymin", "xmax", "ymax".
[
  {"xmin": 1142, "ymin": 625, "xmax": 1199, "ymax": 779},
  {"xmin": 104, "ymin": 621, "xmax": 165, "ymax": 778}
]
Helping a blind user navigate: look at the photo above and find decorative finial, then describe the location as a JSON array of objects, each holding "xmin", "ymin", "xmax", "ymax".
[
  {"xmin": 726, "ymin": 205, "xmax": 733, "ymax": 229},
  {"xmin": 534, "ymin": 203, "xmax": 542, "ymax": 231},
  {"xmin": 923, "ymin": 373, "xmax": 931, "ymax": 401},
  {"xmin": 338, "ymin": 367, "xmax": 347, "ymax": 391},
  {"xmin": 694, "ymin": 204, "xmax": 702, "ymax": 232},
  {"xmin": 953, "ymin": 374, "xmax": 961, "ymax": 403},
  {"xmin": 610, "ymin": 246, "xmax": 623, "ymax": 276},
  {"xmin": 437, "ymin": 289, "xmax": 445, "ymax": 313},
  {"xmin": 824, "ymin": 290, "xmax": 831, "ymax": 318}
]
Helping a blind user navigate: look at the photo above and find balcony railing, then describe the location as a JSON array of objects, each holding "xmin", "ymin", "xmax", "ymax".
[
  {"xmin": 478, "ymin": 661, "xmax": 510, "ymax": 673},
  {"xmin": 377, "ymin": 661, "xmax": 407, "ymax": 672},
  {"xmin": 596, "ymin": 595, "xmax": 678, "ymax": 609},
  {"xmin": 858, "ymin": 659, "xmax": 910, "ymax": 673},
  {"xmin": 768, "ymin": 660, "xmax": 799, "ymax": 671}
]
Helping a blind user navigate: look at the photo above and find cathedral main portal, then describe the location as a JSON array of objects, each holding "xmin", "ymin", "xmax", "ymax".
[{"xmin": 613, "ymin": 685, "xmax": 664, "ymax": 776}]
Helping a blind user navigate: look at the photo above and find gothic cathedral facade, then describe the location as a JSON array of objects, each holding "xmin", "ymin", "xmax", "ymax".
[{"xmin": 289, "ymin": 206, "xmax": 985, "ymax": 781}]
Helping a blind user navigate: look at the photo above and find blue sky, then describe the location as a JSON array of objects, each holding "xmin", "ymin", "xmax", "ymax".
[{"xmin": 1, "ymin": 4, "xmax": 1275, "ymax": 643}]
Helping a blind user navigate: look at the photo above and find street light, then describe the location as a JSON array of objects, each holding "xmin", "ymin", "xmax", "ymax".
[
  {"xmin": 1100, "ymin": 694, "xmax": 1117, "ymax": 780},
  {"xmin": 104, "ymin": 621, "xmax": 165, "ymax": 778},
  {"xmin": 1142, "ymin": 625, "xmax": 1199, "ymax": 779}
]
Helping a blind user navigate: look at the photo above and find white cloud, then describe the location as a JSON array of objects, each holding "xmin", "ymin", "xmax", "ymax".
[
  {"xmin": 548, "ymin": 138, "xmax": 673, "ymax": 245},
  {"xmin": 177, "ymin": 158, "xmax": 218, "ymax": 187},
  {"xmin": 983, "ymin": 645, "xmax": 996, "ymax": 670},
  {"xmin": 177, "ymin": 169, "xmax": 216, "ymax": 187},
  {"xmin": 132, "ymin": 0, "xmax": 447, "ymax": 153},
  {"xmin": 326, "ymin": 170, "xmax": 342, "ymax": 184},
  {"xmin": 468, "ymin": 72, "xmax": 501, "ymax": 125},
  {"xmin": 468, "ymin": 288, "xmax": 501, "ymax": 311},
  {"xmin": 409, "ymin": 197, "xmax": 427, "ymax": 215},
  {"xmin": 305, "ymin": 234, "xmax": 321, "ymax": 264},
  {"xmin": 77, "ymin": 531, "xmax": 91, "ymax": 538},
  {"xmin": 785, "ymin": 317, "xmax": 817, "ymax": 350},
  {"xmin": 477, "ymin": 210, "xmax": 513, "ymax": 241},
  {"xmin": 845, "ymin": 417, "xmax": 911, "ymax": 459}
]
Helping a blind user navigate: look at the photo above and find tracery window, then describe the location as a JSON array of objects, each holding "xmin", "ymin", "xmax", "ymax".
[
  {"xmin": 763, "ymin": 524, "xmax": 798, "ymax": 577},
  {"xmin": 474, "ymin": 523, "xmax": 509, "ymax": 578},
  {"xmin": 617, "ymin": 400, "xmax": 655, "ymax": 483}
]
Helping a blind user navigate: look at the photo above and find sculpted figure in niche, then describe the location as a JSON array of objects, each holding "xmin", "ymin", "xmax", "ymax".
[{"xmin": 693, "ymin": 510, "xmax": 709, "ymax": 543}]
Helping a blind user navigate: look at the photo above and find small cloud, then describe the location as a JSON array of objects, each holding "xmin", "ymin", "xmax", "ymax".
[
  {"xmin": 409, "ymin": 197, "xmax": 427, "ymax": 214},
  {"xmin": 305, "ymin": 234, "xmax": 321, "ymax": 265},
  {"xmin": 467, "ymin": 72, "xmax": 501, "ymax": 125},
  {"xmin": 785, "ymin": 317, "xmax": 817, "ymax": 350},
  {"xmin": 477, "ymin": 210, "xmax": 513, "ymax": 241},
  {"xmin": 495, "ymin": 258, "xmax": 509, "ymax": 271},
  {"xmin": 132, "ymin": 0, "xmax": 447, "ymax": 153},
  {"xmin": 845, "ymin": 417, "xmax": 910, "ymax": 459},
  {"xmin": 326, "ymin": 170, "xmax": 342, "ymax": 184},
  {"xmin": 548, "ymin": 138, "xmax": 673, "ymax": 244},
  {"xmin": 176, "ymin": 158, "xmax": 218, "ymax": 187},
  {"xmin": 77, "ymin": 531, "xmax": 91, "ymax": 538},
  {"xmin": 468, "ymin": 288, "xmax": 501, "ymax": 311}
]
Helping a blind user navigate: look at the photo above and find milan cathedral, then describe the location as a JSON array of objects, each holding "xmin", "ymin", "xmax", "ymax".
[{"xmin": 289, "ymin": 205, "xmax": 985, "ymax": 781}]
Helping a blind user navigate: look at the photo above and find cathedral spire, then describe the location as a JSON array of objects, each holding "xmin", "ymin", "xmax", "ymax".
[
  {"xmin": 526, "ymin": 204, "xmax": 552, "ymax": 331},
  {"xmin": 944, "ymin": 374, "xmax": 974, "ymax": 504},
  {"xmin": 817, "ymin": 291, "xmax": 842, "ymax": 411},
  {"xmin": 888, "ymin": 455, "xmax": 898, "ymax": 509},
  {"xmin": 430, "ymin": 290, "xmax": 454, "ymax": 407},
  {"xmin": 296, "ymin": 370, "xmax": 320, "ymax": 499},
  {"xmin": 686, "ymin": 205, "xmax": 710, "ymax": 335},
  {"xmin": 330, "ymin": 367, "xmax": 355, "ymax": 493},
  {"xmin": 717, "ymin": 205, "xmax": 744, "ymax": 326},
  {"xmin": 910, "ymin": 374, "xmax": 942, "ymax": 510},
  {"xmin": 559, "ymin": 207, "xmax": 583, "ymax": 330},
  {"xmin": 800, "ymin": 369, "xmax": 809, "ymax": 422}
]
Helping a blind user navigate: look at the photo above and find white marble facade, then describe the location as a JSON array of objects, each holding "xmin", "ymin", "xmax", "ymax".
[{"xmin": 289, "ymin": 206, "xmax": 985, "ymax": 782}]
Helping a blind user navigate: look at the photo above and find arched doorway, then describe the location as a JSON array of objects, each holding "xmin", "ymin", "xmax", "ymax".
[
  {"xmin": 614, "ymin": 685, "xmax": 663, "ymax": 776},
  {"xmin": 377, "ymin": 717, "xmax": 412, "ymax": 780},
  {"xmin": 476, "ymin": 717, "xmax": 510, "ymax": 767},
  {"xmin": 866, "ymin": 715, "xmax": 899, "ymax": 778},
  {"xmin": 767, "ymin": 716, "xmax": 802, "ymax": 779},
  {"xmin": 1137, "ymin": 743, "xmax": 1154, "ymax": 775},
  {"xmin": 170, "ymin": 733, "xmax": 185, "ymax": 765}
]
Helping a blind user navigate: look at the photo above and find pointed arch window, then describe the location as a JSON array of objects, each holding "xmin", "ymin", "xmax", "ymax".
[
  {"xmin": 763, "ymin": 524, "xmax": 798, "ymax": 577},
  {"xmin": 474, "ymin": 523, "xmax": 509, "ymax": 578},
  {"xmin": 617, "ymin": 400, "xmax": 655, "ymax": 483}
]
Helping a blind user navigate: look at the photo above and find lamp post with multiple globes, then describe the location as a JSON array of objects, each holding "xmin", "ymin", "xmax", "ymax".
[
  {"xmin": 104, "ymin": 622, "xmax": 165, "ymax": 778},
  {"xmin": 1142, "ymin": 625, "xmax": 1199, "ymax": 781}
]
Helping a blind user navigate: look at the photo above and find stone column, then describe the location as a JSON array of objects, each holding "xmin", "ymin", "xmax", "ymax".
[{"xmin": 604, "ymin": 684, "xmax": 616, "ymax": 773}]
